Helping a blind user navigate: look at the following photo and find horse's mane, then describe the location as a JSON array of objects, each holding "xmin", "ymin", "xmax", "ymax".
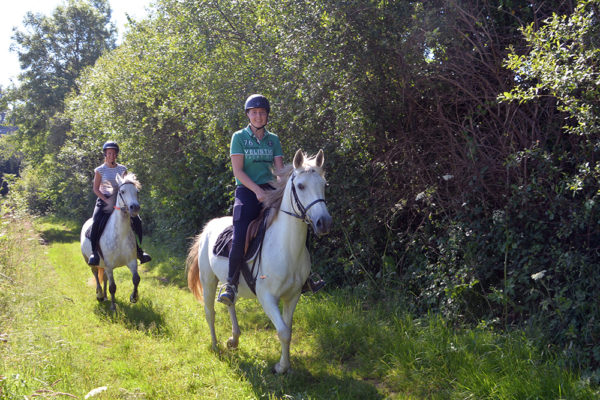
[
  {"xmin": 262, "ymin": 165, "xmax": 293, "ymax": 209},
  {"xmin": 101, "ymin": 173, "xmax": 141, "ymax": 212},
  {"xmin": 245, "ymin": 153, "xmax": 325, "ymax": 248}
]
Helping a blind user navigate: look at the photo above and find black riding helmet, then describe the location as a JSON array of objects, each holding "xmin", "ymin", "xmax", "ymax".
[
  {"xmin": 102, "ymin": 140, "xmax": 119, "ymax": 154},
  {"xmin": 244, "ymin": 94, "xmax": 270, "ymax": 114}
]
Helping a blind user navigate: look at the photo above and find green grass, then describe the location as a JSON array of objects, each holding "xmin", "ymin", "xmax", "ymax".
[{"xmin": 0, "ymin": 213, "xmax": 598, "ymax": 399}]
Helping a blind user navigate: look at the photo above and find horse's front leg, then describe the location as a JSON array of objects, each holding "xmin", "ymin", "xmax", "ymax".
[
  {"xmin": 92, "ymin": 267, "xmax": 104, "ymax": 302},
  {"xmin": 278, "ymin": 292, "xmax": 301, "ymax": 372},
  {"xmin": 281, "ymin": 292, "xmax": 301, "ymax": 336},
  {"xmin": 127, "ymin": 260, "xmax": 140, "ymax": 303},
  {"xmin": 258, "ymin": 292, "xmax": 291, "ymax": 374},
  {"xmin": 104, "ymin": 268, "xmax": 117, "ymax": 312}
]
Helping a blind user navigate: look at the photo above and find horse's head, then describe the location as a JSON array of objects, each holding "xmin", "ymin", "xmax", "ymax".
[
  {"xmin": 114, "ymin": 173, "xmax": 141, "ymax": 217},
  {"xmin": 287, "ymin": 149, "xmax": 333, "ymax": 236}
]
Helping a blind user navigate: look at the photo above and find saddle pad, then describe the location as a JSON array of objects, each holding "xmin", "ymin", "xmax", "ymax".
[
  {"xmin": 212, "ymin": 225, "xmax": 262, "ymax": 261},
  {"xmin": 212, "ymin": 213, "xmax": 269, "ymax": 295},
  {"xmin": 213, "ymin": 225, "xmax": 234, "ymax": 258}
]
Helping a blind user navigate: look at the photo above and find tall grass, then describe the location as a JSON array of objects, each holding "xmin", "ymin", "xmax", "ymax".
[{"xmin": 0, "ymin": 212, "xmax": 597, "ymax": 399}]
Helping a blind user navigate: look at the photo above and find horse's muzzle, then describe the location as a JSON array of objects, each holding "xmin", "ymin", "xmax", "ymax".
[
  {"xmin": 314, "ymin": 214, "xmax": 333, "ymax": 236},
  {"xmin": 129, "ymin": 203, "xmax": 140, "ymax": 214}
]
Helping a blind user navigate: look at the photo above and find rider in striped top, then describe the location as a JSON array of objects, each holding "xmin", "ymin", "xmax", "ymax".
[{"xmin": 87, "ymin": 141, "xmax": 151, "ymax": 266}]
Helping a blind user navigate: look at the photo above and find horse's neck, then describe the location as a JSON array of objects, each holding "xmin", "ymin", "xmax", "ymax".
[
  {"xmin": 106, "ymin": 208, "xmax": 132, "ymax": 237},
  {"xmin": 269, "ymin": 187, "xmax": 308, "ymax": 255}
]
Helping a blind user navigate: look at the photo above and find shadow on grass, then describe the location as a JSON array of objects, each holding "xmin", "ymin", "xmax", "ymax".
[
  {"xmin": 94, "ymin": 297, "xmax": 169, "ymax": 337},
  {"xmin": 137, "ymin": 239, "xmax": 189, "ymax": 288},
  {"xmin": 38, "ymin": 227, "xmax": 80, "ymax": 244},
  {"xmin": 224, "ymin": 349, "xmax": 384, "ymax": 400},
  {"xmin": 33, "ymin": 216, "xmax": 82, "ymax": 244}
]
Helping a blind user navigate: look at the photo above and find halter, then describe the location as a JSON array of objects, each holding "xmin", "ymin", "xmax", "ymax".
[
  {"xmin": 114, "ymin": 181, "xmax": 136, "ymax": 213},
  {"xmin": 280, "ymin": 173, "xmax": 327, "ymax": 225}
]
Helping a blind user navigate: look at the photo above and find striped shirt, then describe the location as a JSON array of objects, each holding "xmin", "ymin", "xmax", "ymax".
[{"xmin": 95, "ymin": 163, "xmax": 127, "ymax": 195}]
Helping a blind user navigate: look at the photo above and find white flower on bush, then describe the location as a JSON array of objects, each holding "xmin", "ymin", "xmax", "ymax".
[{"xmin": 531, "ymin": 270, "xmax": 546, "ymax": 281}]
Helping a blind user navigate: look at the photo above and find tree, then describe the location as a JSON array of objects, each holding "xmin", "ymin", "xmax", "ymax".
[{"xmin": 9, "ymin": 0, "xmax": 116, "ymax": 162}]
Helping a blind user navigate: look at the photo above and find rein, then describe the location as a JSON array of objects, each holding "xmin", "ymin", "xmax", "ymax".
[{"xmin": 280, "ymin": 173, "xmax": 326, "ymax": 225}]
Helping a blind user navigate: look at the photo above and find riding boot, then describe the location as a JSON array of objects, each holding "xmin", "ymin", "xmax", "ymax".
[
  {"xmin": 217, "ymin": 281, "xmax": 237, "ymax": 306},
  {"xmin": 88, "ymin": 248, "xmax": 100, "ymax": 266},
  {"xmin": 301, "ymin": 274, "xmax": 326, "ymax": 294},
  {"xmin": 219, "ymin": 257, "xmax": 242, "ymax": 306},
  {"xmin": 137, "ymin": 245, "xmax": 152, "ymax": 264},
  {"xmin": 131, "ymin": 215, "xmax": 151, "ymax": 264}
]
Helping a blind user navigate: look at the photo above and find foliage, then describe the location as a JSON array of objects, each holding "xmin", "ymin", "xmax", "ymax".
[
  {"xmin": 0, "ymin": 138, "xmax": 20, "ymax": 197},
  {"xmin": 503, "ymin": 0, "xmax": 600, "ymax": 137},
  {"xmin": 6, "ymin": 0, "xmax": 116, "ymax": 163},
  {"xmin": 489, "ymin": 0, "xmax": 600, "ymax": 378}
]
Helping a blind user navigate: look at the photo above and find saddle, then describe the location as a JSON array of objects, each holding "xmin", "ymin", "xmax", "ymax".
[{"xmin": 213, "ymin": 209, "xmax": 271, "ymax": 294}]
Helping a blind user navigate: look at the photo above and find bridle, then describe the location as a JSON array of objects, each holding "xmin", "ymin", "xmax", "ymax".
[
  {"xmin": 280, "ymin": 173, "xmax": 327, "ymax": 225},
  {"xmin": 113, "ymin": 182, "xmax": 136, "ymax": 213}
]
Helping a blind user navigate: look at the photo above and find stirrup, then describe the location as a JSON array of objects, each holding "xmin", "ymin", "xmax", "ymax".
[
  {"xmin": 302, "ymin": 273, "xmax": 325, "ymax": 294},
  {"xmin": 217, "ymin": 283, "xmax": 237, "ymax": 306}
]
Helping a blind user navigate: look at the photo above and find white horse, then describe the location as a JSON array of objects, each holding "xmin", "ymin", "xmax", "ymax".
[
  {"xmin": 186, "ymin": 149, "xmax": 332, "ymax": 374},
  {"xmin": 80, "ymin": 173, "xmax": 142, "ymax": 312}
]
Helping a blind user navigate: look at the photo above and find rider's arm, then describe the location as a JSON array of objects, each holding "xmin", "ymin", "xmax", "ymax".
[
  {"xmin": 274, "ymin": 155, "xmax": 284, "ymax": 174},
  {"xmin": 231, "ymin": 154, "xmax": 267, "ymax": 202},
  {"xmin": 92, "ymin": 171, "xmax": 109, "ymax": 203}
]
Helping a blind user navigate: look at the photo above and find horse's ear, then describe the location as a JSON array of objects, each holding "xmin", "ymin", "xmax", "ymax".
[
  {"xmin": 293, "ymin": 149, "xmax": 304, "ymax": 169},
  {"xmin": 116, "ymin": 173, "xmax": 124, "ymax": 185},
  {"xmin": 315, "ymin": 149, "xmax": 324, "ymax": 168}
]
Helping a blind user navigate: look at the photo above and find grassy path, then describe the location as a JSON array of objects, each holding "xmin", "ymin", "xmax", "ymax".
[{"xmin": 1, "ymin": 214, "xmax": 597, "ymax": 399}]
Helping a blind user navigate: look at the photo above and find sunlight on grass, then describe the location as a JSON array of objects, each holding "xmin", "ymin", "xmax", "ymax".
[{"xmin": 1, "ymin": 215, "xmax": 598, "ymax": 399}]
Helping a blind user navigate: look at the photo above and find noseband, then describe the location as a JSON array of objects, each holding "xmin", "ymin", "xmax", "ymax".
[{"xmin": 280, "ymin": 173, "xmax": 326, "ymax": 225}]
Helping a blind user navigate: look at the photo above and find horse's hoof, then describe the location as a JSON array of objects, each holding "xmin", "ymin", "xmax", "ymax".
[
  {"xmin": 226, "ymin": 337, "xmax": 238, "ymax": 349},
  {"xmin": 97, "ymin": 297, "xmax": 105, "ymax": 302},
  {"xmin": 272, "ymin": 363, "xmax": 289, "ymax": 374},
  {"xmin": 130, "ymin": 294, "xmax": 138, "ymax": 303}
]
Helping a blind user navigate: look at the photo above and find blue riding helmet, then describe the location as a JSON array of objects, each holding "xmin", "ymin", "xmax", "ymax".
[
  {"xmin": 244, "ymin": 94, "xmax": 270, "ymax": 114},
  {"xmin": 102, "ymin": 140, "xmax": 119, "ymax": 154}
]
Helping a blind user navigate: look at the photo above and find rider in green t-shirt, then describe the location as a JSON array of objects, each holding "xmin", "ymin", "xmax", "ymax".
[{"xmin": 217, "ymin": 94, "xmax": 325, "ymax": 306}]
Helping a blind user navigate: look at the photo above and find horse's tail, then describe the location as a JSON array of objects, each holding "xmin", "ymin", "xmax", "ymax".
[{"xmin": 186, "ymin": 233, "xmax": 203, "ymax": 301}]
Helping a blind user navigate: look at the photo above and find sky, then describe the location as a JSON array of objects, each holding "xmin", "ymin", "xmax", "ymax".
[{"xmin": 0, "ymin": 0, "xmax": 153, "ymax": 87}]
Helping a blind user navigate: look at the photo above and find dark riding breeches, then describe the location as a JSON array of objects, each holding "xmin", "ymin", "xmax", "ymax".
[
  {"xmin": 227, "ymin": 185, "xmax": 272, "ymax": 286},
  {"xmin": 89, "ymin": 199, "xmax": 109, "ymax": 254}
]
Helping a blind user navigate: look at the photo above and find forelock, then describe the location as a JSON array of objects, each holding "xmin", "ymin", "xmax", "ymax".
[{"xmin": 123, "ymin": 173, "xmax": 141, "ymax": 190}]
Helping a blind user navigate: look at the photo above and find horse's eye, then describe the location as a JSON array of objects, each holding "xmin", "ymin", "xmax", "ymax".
[
  {"xmin": 298, "ymin": 183, "xmax": 305, "ymax": 190},
  {"xmin": 120, "ymin": 189, "xmax": 125, "ymax": 194}
]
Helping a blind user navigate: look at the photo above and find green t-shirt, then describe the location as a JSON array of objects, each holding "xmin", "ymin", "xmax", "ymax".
[{"xmin": 230, "ymin": 126, "xmax": 283, "ymax": 185}]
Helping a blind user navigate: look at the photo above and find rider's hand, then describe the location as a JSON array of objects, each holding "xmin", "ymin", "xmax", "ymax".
[{"xmin": 256, "ymin": 188, "xmax": 267, "ymax": 203}]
